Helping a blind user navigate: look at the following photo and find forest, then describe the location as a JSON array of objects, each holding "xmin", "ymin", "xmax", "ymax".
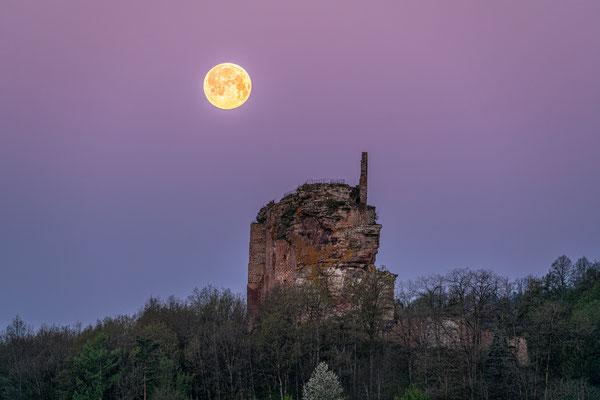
[{"xmin": 1, "ymin": 255, "xmax": 599, "ymax": 400}]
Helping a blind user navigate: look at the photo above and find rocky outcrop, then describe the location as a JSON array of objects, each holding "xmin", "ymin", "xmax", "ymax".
[{"xmin": 247, "ymin": 153, "xmax": 395, "ymax": 318}]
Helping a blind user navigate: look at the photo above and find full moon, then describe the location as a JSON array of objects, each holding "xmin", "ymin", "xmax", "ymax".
[{"xmin": 203, "ymin": 63, "xmax": 252, "ymax": 110}]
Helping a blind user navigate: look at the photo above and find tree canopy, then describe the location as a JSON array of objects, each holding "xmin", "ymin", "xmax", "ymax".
[{"xmin": 1, "ymin": 257, "xmax": 599, "ymax": 400}]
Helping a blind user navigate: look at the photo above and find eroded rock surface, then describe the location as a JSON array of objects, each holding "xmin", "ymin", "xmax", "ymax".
[{"xmin": 247, "ymin": 153, "xmax": 395, "ymax": 317}]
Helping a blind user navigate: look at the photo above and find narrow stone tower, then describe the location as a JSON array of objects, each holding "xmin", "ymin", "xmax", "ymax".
[{"xmin": 359, "ymin": 152, "xmax": 368, "ymax": 205}]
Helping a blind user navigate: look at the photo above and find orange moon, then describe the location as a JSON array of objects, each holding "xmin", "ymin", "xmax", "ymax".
[{"xmin": 203, "ymin": 63, "xmax": 252, "ymax": 110}]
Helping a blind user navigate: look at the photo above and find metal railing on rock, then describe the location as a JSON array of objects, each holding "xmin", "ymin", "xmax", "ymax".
[
  {"xmin": 278, "ymin": 179, "xmax": 347, "ymax": 201},
  {"xmin": 304, "ymin": 178, "xmax": 345, "ymax": 185}
]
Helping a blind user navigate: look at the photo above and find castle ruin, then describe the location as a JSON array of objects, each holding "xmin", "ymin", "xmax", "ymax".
[{"xmin": 247, "ymin": 152, "xmax": 395, "ymax": 317}]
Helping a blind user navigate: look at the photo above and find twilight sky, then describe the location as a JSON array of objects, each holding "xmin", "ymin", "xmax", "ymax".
[{"xmin": 1, "ymin": 0, "xmax": 599, "ymax": 329}]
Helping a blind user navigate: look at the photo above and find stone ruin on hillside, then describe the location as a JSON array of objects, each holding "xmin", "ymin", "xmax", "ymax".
[{"xmin": 247, "ymin": 152, "xmax": 396, "ymax": 318}]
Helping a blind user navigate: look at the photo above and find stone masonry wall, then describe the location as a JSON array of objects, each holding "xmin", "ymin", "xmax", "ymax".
[
  {"xmin": 247, "ymin": 153, "xmax": 395, "ymax": 318},
  {"xmin": 247, "ymin": 223, "xmax": 266, "ymax": 317}
]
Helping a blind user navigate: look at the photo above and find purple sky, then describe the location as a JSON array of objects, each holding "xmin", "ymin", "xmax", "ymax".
[{"xmin": 1, "ymin": 1, "xmax": 599, "ymax": 329}]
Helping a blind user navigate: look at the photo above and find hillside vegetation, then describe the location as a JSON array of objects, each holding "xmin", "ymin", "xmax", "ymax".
[{"xmin": 1, "ymin": 256, "xmax": 599, "ymax": 400}]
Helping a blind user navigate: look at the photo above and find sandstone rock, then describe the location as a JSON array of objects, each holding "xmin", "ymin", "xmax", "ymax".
[{"xmin": 247, "ymin": 153, "xmax": 395, "ymax": 318}]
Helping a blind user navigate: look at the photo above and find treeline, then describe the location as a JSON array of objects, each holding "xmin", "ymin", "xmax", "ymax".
[{"xmin": 1, "ymin": 256, "xmax": 599, "ymax": 400}]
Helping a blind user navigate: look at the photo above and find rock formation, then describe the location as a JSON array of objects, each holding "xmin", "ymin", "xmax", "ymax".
[{"xmin": 247, "ymin": 153, "xmax": 395, "ymax": 317}]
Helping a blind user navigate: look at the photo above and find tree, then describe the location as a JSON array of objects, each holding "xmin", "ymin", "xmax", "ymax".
[
  {"xmin": 2, "ymin": 316, "xmax": 32, "ymax": 342},
  {"xmin": 135, "ymin": 336, "xmax": 160, "ymax": 400},
  {"xmin": 253, "ymin": 285, "xmax": 304, "ymax": 400},
  {"xmin": 446, "ymin": 268, "xmax": 502, "ymax": 400},
  {"xmin": 547, "ymin": 379, "xmax": 600, "ymax": 400},
  {"xmin": 571, "ymin": 257, "xmax": 593, "ymax": 287},
  {"xmin": 348, "ymin": 266, "xmax": 395, "ymax": 399},
  {"xmin": 527, "ymin": 300, "xmax": 567, "ymax": 400},
  {"xmin": 0, "ymin": 316, "xmax": 34, "ymax": 400},
  {"xmin": 303, "ymin": 362, "xmax": 344, "ymax": 400},
  {"xmin": 545, "ymin": 256, "xmax": 573, "ymax": 297},
  {"xmin": 483, "ymin": 330, "xmax": 512, "ymax": 400},
  {"xmin": 185, "ymin": 286, "xmax": 251, "ymax": 400},
  {"xmin": 149, "ymin": 357, "xmax": 191, "ymax": 400},
  {"xmin": 395, "ymin": 386, "xmax": 430, "ymax": 400},
  {"xmin": 72, "ymin": 332, "xmax": 121, "ymax": 400}
]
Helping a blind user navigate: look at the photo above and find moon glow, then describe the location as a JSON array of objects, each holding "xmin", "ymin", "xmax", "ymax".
[{"xmin": 203, "ymin": 63, "xmax": 252, "ymax": 110}]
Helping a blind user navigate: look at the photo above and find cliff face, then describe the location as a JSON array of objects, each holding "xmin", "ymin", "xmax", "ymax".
[{"xmin": 247, "ymin": 153, "xmax": 394, "ymax": 317}]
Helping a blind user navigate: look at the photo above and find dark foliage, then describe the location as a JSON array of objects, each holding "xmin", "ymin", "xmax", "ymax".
[{"xmin": 1, "ymin": 257, "xmax": 599, "ymax": 400}]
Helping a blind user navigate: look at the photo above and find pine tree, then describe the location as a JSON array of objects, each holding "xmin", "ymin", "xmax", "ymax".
[
  {"xmin": 483, "ymin": 330, "xmax": 510, "ymax": 400},
  {"xmin": 135, "ymin": 336, "xmax": 160, "ymax": 400},
  {"xmin": 302, "ymin": 362, "xmax": 344, "ymax": 400},
  {"xmin": 72, "ymin": 332, "xmax": 121, "ymax": 400}
]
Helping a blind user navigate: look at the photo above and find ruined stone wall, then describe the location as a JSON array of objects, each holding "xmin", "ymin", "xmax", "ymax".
[
  {"xmin": 247, "ymin": 223, "xmax": 266, "ymax": 317},
  {"xmin": 390, "ymin": 320, "xmax": 529, "ymax": 366},
  {"xmin": 247, "ymin": 153, "xmax": 396, "ymax": 318}
]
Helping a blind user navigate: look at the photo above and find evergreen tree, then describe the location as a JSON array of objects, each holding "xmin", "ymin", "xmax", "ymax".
[
  {"xmin": 483, "ymin": 330, "xmax": 511, "ymax": 400},
  {"xmin": 303, "ymin": 362, "xmax": 344, "ymax": 400},
  {"xmin": 72, "ymin": 332, "xmax": 121, "ymax": 400},
  {"xmin": 134, "ymin": 336, "xmax": 160, "ymax": 400}
]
